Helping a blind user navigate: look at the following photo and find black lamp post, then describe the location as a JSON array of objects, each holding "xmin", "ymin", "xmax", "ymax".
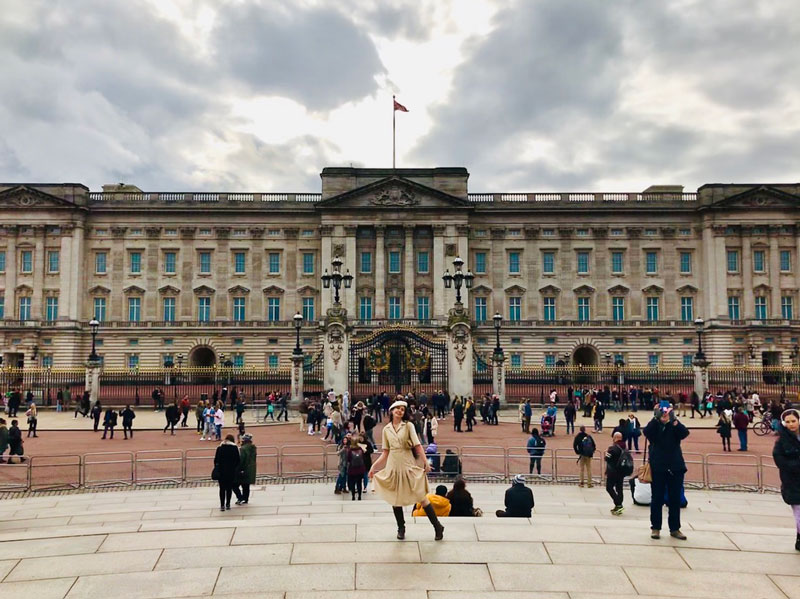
[
  {"xmin": 442, "ymin": 256, "xmax": 474, "ymax": 305},
  {"xmin": 492, "ymin": 312, "xmax": 503, "ymax": 360},
  {"xmin": 694, "ymin": 317, "xmax": 706, "ymax": 361},
  {"xmin": 88, "ymin": 318, "xmax": 100, "ymax": 362},
  {"xmin": 747, "ymin": 344, "xmax": 757, "ymax": 360},
  {"xmin": 790, "ymin": 344, "xmax": 799, "ymax": 364},
  {"xmin": 293, "ymin": 312, "xmax": 303, "ymax": 356},
  {"xmin": 321, "ymin": 256, "xmax": 353, "ymax": 305}
]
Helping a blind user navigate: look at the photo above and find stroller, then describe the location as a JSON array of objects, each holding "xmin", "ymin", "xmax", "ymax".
[{"xmin": 540, "ymin": 414, "xmax": 553, "ymax": 437}]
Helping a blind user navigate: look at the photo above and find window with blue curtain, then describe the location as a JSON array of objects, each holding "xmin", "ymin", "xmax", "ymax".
[
  {"xmin": 611, "ymin": 251, "xmax": 623, "ymax": 274},
  {"xmin": 268, "ymin": 252, "xmax": 280, "ymax": 274},
  {"xmin": 727, "ymin": 250, "xmax": 739, "ymax": 272},
  {"xmin": 130, "ymin": 252, "xmax": 141, "ymax": 274},
  {"xmin": 577, "ymin": 297, "xmax": 590, "ymax": 321},
  {"xmin": 683, "ymin": 354, "xmax": 693, "ymax": 368},
  {"xmin": 128, "ymin": 297, "xmax": 141, "ymax": 322},
  {"xmin": 781, "ymin": 250, "xmax": 792, "ymax": 272},
  {"xmin": 164, "ymin": 252, "xmax": 176, "ymax": 274},
  {"xmin": 389, "ymin": 251, "xmax": 401, "ymax": 273},
  {"xmin": 680, "ymin": 296, "xmax": 693, "ymax": 322},
  {"xmin": 21, "ymin": 250, "xmax": 32, "ymax": 272},
  {"xmin": 417, "ymin": 296, "xmax": 430, "ymax": 320},
  {"xmin": 755, "ymin": 296, "xmax": 767, "ymax": 319},
  {"xmin": 781, "ymin": 296, "xmax": 793, "ymax": 320},
  {"xmin": 93, "ymin": 297, "xmax": 106, "ymax": 321},
  {"xmin": 46, "ymin": 297, "xmax": 58, "ymax": 320},
  {"xmin": 302, "ymin": 297, "xmax": 315, "ymax": 321},
  {"xmin": 510, "ymin": 354, "xmax": 522, "ymax": 369},
  {"xmin": 233, "ymin": 354, "xmax": 245, "ymax": 368},
  {"xmin": 388, "ymin": 297, "xmax": 401, "ymax": 319},
  {"xmin": 645, "ymin": 251, "xmax": 658, "ymax": 274},
  {"xmin": 302, "ymin": 253, "xmax": 314, "ymax": 274},
  {"xmin": 648, "ymin": 353, "xmax": 660, "ymax": 368},
  {"xmin": 646, "ymin": 297, "xmax": 659, "ymax": 321},
  {"xmin": 727, "ymin": 296, "xmax": 740, "ymax": 320},
  {"xmin": 508, "ymin": 251, "xmax": 520, "ymax": 274},
  {"xmin": 509, "ymin": 297, "xmax": 521, "ymax": 321},
  {"xmin": 200, "ymin": 252, "xmax": 212, "ymax": 274},
  {"xmin": 267, "ymin": 297, "xmax": 281, "ymax": 321},
  {"xmin": 0, "ymin": 250, "xmax": 5, "ymax": 272},
  {"xmin": 577, "ymin": 252, "xmax": 589, "ymax": 274},
  {"xmin": 360, "ymin": 252, "xmax": 372, "ymax": 273},
  {"xmin": 268, "ymin": 355, "xmax": 278, "ymax": 369},
  {"xmin": 612, "ymin": 297, "xmax": 625, "ymax": 321},
  {"xmin": 417, "ymin": 251, "xmax": 429, "ymax": 273},
  {"xmin": 234, "ymin": 252, "xmax": 246, "ymax": 274},
  {"xmin": 753, "ymin": 250, "xmax": 765, "ymax": 272},
  {"xmin": 163, "ymin": 297, "xmax": 176, "ymax": 321},
  {"xmin": 543, "ymin": 297, "xmax": 556, "ymax": 321},
  {"xmin": 679, "ymin": 252, "xmax": 691, "ymax": 274},
  {"xmin": 198, "ymin": 297, "xmax": 210, "ymax": 322},
  {"xmin": 233, "ymin": 297, "xmax": 246, "ymax": 321},
  {"xmin": 359, "ymin": 297, "xmax": 372, "ymax": 320},
  {"xmin": 475, "ymin": 251, "xmax": 486, "ymax": 274},
  {"xmin": 544, "ymin": 354, "xmax": 556, "ymax": 367},
  {"xmin": 474, "ymin": 297, "xmax": 487, "ymax": 321},
  {"xmin": 48, "ymin": 250, "xmax": 59, "ymax": 273},
  {"xmin": 542, "ymin": 252, "xmax": 555, "ymax": 274}
]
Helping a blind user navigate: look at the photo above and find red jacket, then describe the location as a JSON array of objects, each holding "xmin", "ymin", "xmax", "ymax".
[{"xmin": 732, "ymin": 412, "xmax": 749, "ymax": 431}]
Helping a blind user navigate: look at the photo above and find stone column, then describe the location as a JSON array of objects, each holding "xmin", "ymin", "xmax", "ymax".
[
  {"xmin": 4, "ymin": 227, "xmax": 17, "ymax": 319},
  {"xmin": 492, "ymin": 352, "xmax": 506, "ymax": 405},
  {"xmin": 59, "ymin": 226, "xmax": 73, "ymax": 321},
  {"xmin": 742, "ymin": 232, "xmax": 753, "ymax": 318},
  {"xmin": 432, "ymin": 225, "xmax": 446, "ymax": 319},
  {"xmin": 32, "ymin": 225, "xmax": 45, "ymax": 319},
  {"xmin": 456, "ymin": 225, "xmax": 471, "ymax": 308},
  {"xmin": 283, "ymin": 228, "xmax": 298, "ymax": 318},
  {"xmin": 345, "ymin": 225, "xmax": 358, "ymax": 318},
  {"xmin": 769, "ymin": 228, "xmax": 781, "ymax": 317},
  {"xmin": 291, "ymin": 352, "xmax": 305, "ymax": 407},
  {"xmin": 447, "ymin": 313, "xmax": 473, "ymax": 398},
  {"xmin": 403, "ymin": 225, "xmax": 415, "ymax": 318},
  {"xmin": 795, "ymin": 224, "xmax": 800, "ymax": 300},
  {"xmin": 320, "ymin": 225, "xmax": 333, "ymax": 315},
  {"xmin": 628, "ymin": 227, "xmax": 643, "ymax": 317},
  {"xmin": 713, "ymin": 231, "xmax": 727, "ymax": 319},
  {"xmin": 593, "ymin": 227, "xmax": 608, "ymax": 317},
  {"xmin": 375, "ymin": 225, "xmax": 386, "ymax": 319},
  {"xmin": 692, "ymin": 359, "xmax": 709, "ymax": 399},
  {"xmin": 179, "ymin": 227, "xmax": 195, "ymax": 319},
  {"xmin": 214, "ymin": 227, "xmax": 230, "ymax": 319},
  {"xmin": 69, "ymin": 224, "xmax": 84, "ymax": 321},
  {"xmin": 85, "ymin": 361, "xmax": 103, "ymax": 408},
  {"xmin": 144, "ymin": 227, "xmax": 161, "ymax": 320},
  {"xmin": 490, "ymin": 228, "xmax": 505, "ymax": 315},
  {"xmin": 323, "ymin": 315, "xmax": 349, "ymax": 394}
]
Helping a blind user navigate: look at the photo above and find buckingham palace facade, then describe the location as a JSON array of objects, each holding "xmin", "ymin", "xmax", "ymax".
[{"xmin": 1, "ymin": 167, "xmax": 799, "ymax": 372}]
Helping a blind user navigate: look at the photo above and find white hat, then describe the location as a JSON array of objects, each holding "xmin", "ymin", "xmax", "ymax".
[
  {"xmin": 513, "ymin": 474, "xmax": 526, "ymax": 485},
  {"xmin": 389, "ymin": 400, "xmax": 408, "ymax": 411}
]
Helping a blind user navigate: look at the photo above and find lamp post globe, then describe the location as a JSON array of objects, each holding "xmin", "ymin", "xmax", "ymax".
[{"xmin": 88, "ymin": 318, "xmax": 100, "ymax": 362}]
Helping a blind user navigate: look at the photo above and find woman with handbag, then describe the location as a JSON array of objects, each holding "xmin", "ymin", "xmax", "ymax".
[
  {"xmin": 368, "ymin": 400, "xmax": 444, "ymax": 541},
  {"xmin": 643, "ymin": 406, "xmax": 689, "ymax": 540},
  {"xmin": 213, "ymin": 434, "xmax": 240, "ymax": 511},
  {"xmin": 772, "ymin": 409, "xmax": 800, "ymax": 551}
]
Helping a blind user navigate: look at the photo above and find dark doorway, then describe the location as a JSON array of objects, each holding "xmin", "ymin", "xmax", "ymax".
[{"xmin": 572, "ymin": 346, "xmax": 598, "ymax": 366}]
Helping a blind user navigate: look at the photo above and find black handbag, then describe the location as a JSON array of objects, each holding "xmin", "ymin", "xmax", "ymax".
[{"xmin": 211, "ymin": 466, "xmax": 220, "ymax": 481}]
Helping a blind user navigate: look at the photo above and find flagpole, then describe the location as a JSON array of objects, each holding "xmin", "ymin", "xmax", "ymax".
[{"xmin": 392, "ymin": 95, "xmax": 396, "ymax": 169}]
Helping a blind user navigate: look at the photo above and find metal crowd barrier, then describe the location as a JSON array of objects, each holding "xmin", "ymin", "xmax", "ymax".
[{"xmin": 0, "ymin": 446, "xmax": 784, "ymax": 494}]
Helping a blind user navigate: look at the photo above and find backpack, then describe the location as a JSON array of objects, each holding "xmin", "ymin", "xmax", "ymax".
[
  {"xmin": 349, "ymin": 450, "xmax": 364, "ymax": 471},
  {"xmin": 615, "ymin": 447, "xmax": 634, "ymax": 477},
  {"xmin": 580, "ymin": 435, "xmax": 596, "ymax": 457}
]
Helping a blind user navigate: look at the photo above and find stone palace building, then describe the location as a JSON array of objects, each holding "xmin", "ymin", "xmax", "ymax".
[{"xmin": 1, "ymin": 167, "xmax": 799, "ymax": 377}]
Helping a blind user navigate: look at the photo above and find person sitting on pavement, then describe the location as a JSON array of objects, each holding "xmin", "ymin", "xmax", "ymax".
[
  {"xmin": 495, "ymin": 474, "xmax": 534, "ymax": 518},
  {"xmin": 447, "ymin": 477, "xmax": 479, "ymax": 517},
  {"xmin": 413, "ymin": 484, "xmax": 451, "ymax": 517}
]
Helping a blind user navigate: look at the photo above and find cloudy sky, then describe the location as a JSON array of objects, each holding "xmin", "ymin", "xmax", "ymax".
[{"xmin": 1, "ymin": 0, "xmax": 798, "ymax": 193}]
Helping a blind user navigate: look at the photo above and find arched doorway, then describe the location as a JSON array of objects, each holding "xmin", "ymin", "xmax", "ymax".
[
  {"xmin": 190, "ymin": 346, "xmax": 216, "ymax": 368},
  {"xmin": 572, "ymin": 346, "xmax": 598, "ymax": 366}
]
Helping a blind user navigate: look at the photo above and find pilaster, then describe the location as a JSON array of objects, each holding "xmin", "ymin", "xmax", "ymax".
[
  {"xmin": 375, "ymin": 225, "xmax": 386, "ymax": 319},
  {"xmin": 432, "ymin": 224, "xmax": 445, "ymax": 319},
  {"xmin": 403, "ymin": 225, "xmax": 415, "ymax": 317},
  {"xmin": 32, "ymin": 225, "xmax": 45, "ymax": 319}
]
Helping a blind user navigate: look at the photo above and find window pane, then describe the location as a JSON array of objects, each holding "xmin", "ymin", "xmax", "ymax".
[
  {"xmin": 302, "ymin": 253, "xmax": 314, "ymax": 274},
  {"xmin": 93, "ymin": 298, "xmax": 106, "ymax": 322},
  {"xmin": 233, "ymin": 297, "xmax": 246, "ymax": 321},
  {"xmin": 0, "ymin": 250, "xmax": 5, "ymax": 272},
  {"xmin": 680, "ymin": 297, "xmax": 693, "ymax": 322},
  {"xmin": 45, "ymin": 297, "xmax": 59, "ymax": 320},
  {"xmin": 475, "ymin": 252, "xmax": 486, "ymax": 274},
  {"xmin": 417, "ymin": 251, "xmax": 429, "ymax": 273},
  {"xmin": 543, "ymin": 252, "xmax": 554, "ymax": 274},
  {"xmin": 130, "ymin": 252, "xmax": 141, "ymax": 273},
  {"xmin": 389, "ymin": 251, "xmax": 401, "ymax": 273},
  {"xmin": 267, "ymin": 298, "xmax": 281, "ymax": 321},
  {"xmin": 543, "ymin": 297, "xmax": 556, "ymax": 321},
  {"xmin": 510, "ymin": 354, "xmax": 522, "ymax": 368},
  {"xmin": 268, "ymin": 252, "xmax": 280, "ymax": 274},
  {"xmin": 754, "ymin": 250, "xmax": 765, "ymax": 272},
  {"xmin": 417, "ymin": 296, "xmax": 430, "ymax": 320},
  {"xmin": 163, "ymin": 297, "xmax": 175, "ymax": 321},
  {"xmin": 474, "ymin": 297, "xmax": 487, "ymax": 322},
  {"xmin": 755, "ymin": 296, "xmax": 767, "ymax": 319},
  {"xmin": 727, "ymin": 250, "xmax": 739, "ymax": 272},
  {"xmin": 48, "ymin": 251, "xmax": 59, "ymax": 272},
  {"xmin": 200, "ymin": 252, "xmax": 212, "ymax": 273},
  {"xmin": 782, "ymin": 296, "xmax": 793, "ymax": 320},
  {"xmin": 164, "ymin": 252, "xmax": 176, "ymax": 273},
  {"xmin": 198, "ymin": 297, "xmax": 211, "ymax": 322},
  {"xmin": 95, "ymin": 252, "xmax": 107, "ymax": 274},
  {"xmin": 388, "ymin": 297, "xmax": 401, "ymax": 319},
  {"xmin": 577, "ymin": 252, "xmax": 589, "ymax": 274},
  {"xmin": 21, "ymin": 250, "xmax": 32, "ymax": 272},
  {"xmin": 509, "ymin": 297, "xmax": 521, "ymax": 321},
  {"xmin": 612, "ymin": 297, "xmax": 624, "ymax": 321},
  {"xmin": 509, "ymin": 252, "xmax": 520, "ymax": 274},
  {"xmin": 268, "ymin": 355, "xmax": 278, "ymax": 369},
  {"xmin": 680, "ymin": 252, "xmax": 691, "ymax": 274},
  {"xmin": 645, "ymin": 251, "xmax": 657, "ymax": 274},
  {"xmin": 728, "ymin": 296, "xmax": 740, "ymax": 320},
  {"xmin": 359, "ymin": 297, "xmax": 372, "ymax": 320},
  {"xmin": 646, "ymin": 297, "xmax": 659, "ymax": 321},
  {"xmin": 234, "ymin": 252, "xmax": 246, "ymax": 274},
  {"xmin": 781, "ymin": 250, "xmax": 791, "ymax": 272},
  {"xmin": 577, "ymin": 297, "xmax": 590, "ymax": 321},
  {"xmin": 360, "ymin": 252, "xmax": 372, "ymax": 273},
  {"xmin": 611, "ymin": 252, "xmax": 623, "ymax": 274},
  {"xmin": 128, "ymin": 297, "xmax": 141, "ymax": 322},
  {"xmin": 302, "ymin": 297, "xmax": 315, "ymax": 321}
]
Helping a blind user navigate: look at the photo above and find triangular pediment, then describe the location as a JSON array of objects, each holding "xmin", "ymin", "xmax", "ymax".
[
  {"xmin": 573, "ymin": 284, "xmax": 595, "ymax": 295},
  {"xmin": 158, "ymin": 285, "xmax": 181, "ymax": 295},
  {"xmin": 0, "ymin": 185, "xmax": 85, "ymax": 210},
  {"xmin": 676, "ymin": 284, "xmax": 698, "ymax": 294},
  {"xmin": 642, "ymin": 284, "xmax": 664, "ymax": 294},
  {"xmin": 471, "ymin": 284, "xmax": 493, "ymax": 295},
  {"xmin": 193, "ymin": 285, "xmax": 216, "ymax": 295},
  {"xmin": 296, "ymin": 285, "xmax": 317, "ymax": 295},
  {"xmin": 123, "ymin": 285, "xmax": 146, "ymax": 294},
  {"xmin": 315, "ymin": 176, "xmax": 473, "ymax": 210},
  {"xmin": 708, "ymin": 185, "xmax": 800, "ymax": 210},
  {"xmin": 607, "ymin": 284, "xmax": 629, "ymax": 295},
  {"xmin": 88, "ymin": 285, "xmax": 111, "ymax": 295},
  {"xmin": 505, "ymin": 284, "xmax": 527, "ymax": 294},
  {"xmin": 539, "ymin": 284, "xmax": 561, "ymax": 295},
  {"xmin": 262, "ymin": 285, "xmax": 285, "ymax": 295},
  {"xmin": 753, "ymin": 283, "xmax": 771, "ymax": 292},
  {"xmin": 228, "ymin": 285, "xmax": 250, "ymax": 295}
]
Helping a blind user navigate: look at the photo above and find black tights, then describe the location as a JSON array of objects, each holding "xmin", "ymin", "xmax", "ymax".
[
  {"xmin": 218, "ymin": 482, "xmax": 233, "ymax": 508},
  {"xmin": 348, "ymin": 474, "xmax": 363, "ymax": 499},
  {"xmin": 721, "ymin": 437, "xmax": 731, "ymax": 451}
]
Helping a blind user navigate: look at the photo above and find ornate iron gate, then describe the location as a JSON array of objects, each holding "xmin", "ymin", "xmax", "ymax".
[
  {"xmin": 349, "ymin": 328, "xmax": 447, "ymax": 398},
  {"xmin": 303, "ymin": 351, "xmax": 325, "ymax": 396}
]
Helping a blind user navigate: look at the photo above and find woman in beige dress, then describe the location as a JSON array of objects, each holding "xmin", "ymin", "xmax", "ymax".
[{"xmin": 368, "ymin": 400, "xmax": 444, "ymax": 540}]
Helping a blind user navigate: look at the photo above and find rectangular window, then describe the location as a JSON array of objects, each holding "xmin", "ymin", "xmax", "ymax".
[
  {"xmin": 130, "ymin": 252, "xmax": 141, "ymax": 274},
  {"xmin": 163, "ymin": 297, "xmax": 176, "ymax": 321},
  {"xmin": 267, "ymin": 297, "xmax": 281, "ymax": 321},
  {"xmin": 542, "ymin": 251, "xmax": 555, "ymax": 274},
  {"xmin": 612, "ymin": 297, "xmax": 625, "ymax": 321},
  {"xmin": 755, "ymin": 296, "xmax": 767, "ymax": 319},
  {"xmin": 683, "ymin": 354, "xmax": 694, "ymax": 368},
  {"xmin": 474, "ymin": 297, "xmax": 487, "ymax": 322},
  {"xmin": 302, "ymin": 252, "xmax": 314, "ymax": 275},
  {"xmin": 474, "ymin": 251, "xmax": 487, "ymax": 274},
  {"xmin": 388, "ymin": 297, "xmax": 402, "ymax": 320},
  {"xmin": 576, "ymin": 251, "xmax": 589, "ymax": 274},
  {"xmin": 509, "ymin": 297, "xmax": 521, "ymax": 321},
  {"xmin": 782, "ymin": 296, "xmax": 793, "ymax": 320},
  {"xmin": 728, "ymin": 296, "xmax": 740, "ymax": 320},
  {"xmin": 95, "ymin": 252, "xmax": 107, "ymax": 274},
  {"xmin": 645, "ymin": 251, "xmax": 658, "ymax": 274},
  {"xmin": 302, "ymin": 297, "xmax": 315, "ymax": 321},
  {"xmin": 646, "ymin": 297, "xmax": 660, "ymax": 321},
  {"xmin": 577, "ymin": 297, "xmax": 590, "ymax": 321},
  {"xmin": 234, "ymin": 251, "xmax": 246, "ymax": 274},
  {"xmin": 781, "ymin": 250, "xmax": 792, "ymax": 272},
  {"xmin": 0, "ymin": 250, "xmax": 5, "ymax": 272},
  {"xmin": 233, "ymin": 297, "xmax": 246, "ymax": 321},
  {"xmin": 544, "ymin": 354, "xmax": 556, "ymax": 367},
  {"xmin": 389, "ymin": 251, "xmax": 401, "ymax": 273},
  {"xmin": 19, "ymin": 297, "xmax": 31, "ymax": 320},
  {"xmin": 679, "ymin": 251, "xmax": 691, "ymax": 274},
  {"xmin": 42, "ymin": 354, "xmax": 53, "ymax": 368},
  {"xmin": 199, "ymin": 251, "xmax": 212, "ymax": 274},
  {"xmin": 45, "ymin": 297, "xmax": 58, "ymax": 321},
  {"xmin": 680, "ymin": 296, "xmax": 694, "ymax": 322},
  {"xmin": 233, "ymin": 354, "xmax": 245, "ymax": 368},
  {"xmin": 268, "ymin": 252, "xmax": 280, "ymax": 274},
  {"xmin": 360, "ymin": 251, "xmax": 372, "ymax": 273},
  {"xmin": 268, "ymin": 355, "xmax": 278, "ymax": 369},
  {"xmin": 727, "ymin": 250, "xmax": 739, "ymax": 273},
  {"xmin": 648, "ymin": 353, "xmax": 660, "ymax": 368},
  {"xmin": 359, "ymin": 297, "xmax": 373, "ymax": 320},
  {"xmin": 510, "ymin": 354, "xmax": 522, "ymax": 369},
  {"xmin": 543, "ymin": 297, "xmax": 556, "ymax": 321},
  {"xmin": 128, "ymin": 297, "xmax": 141, "ymax": 322},
  {"xmin": 21, "ymin": 250, "xmax": 32, "ymax": 273},
  {"xmin": 93, "ymin": 297, "xmax": 106, "ymax": 322},
  {"xmin": 611, "ymin": 251, "xmax": 623, "ymax": 274},
  {"xmin": 508, "ymin": 251, "xmax": 521, "ymax": 274},
  {"xmin": 417, "ymin": 251, "xmax": 429, "ymax": 274},
  {"xmin": 198, "ymin": 297, "xmax": 211, "ymax": 322},
  {"xmin": 417, "ymin": 296, "xmax": 430, "ymax": 320},
  {"xmin": 753, "ymin": 250, "xmax": 765, "ymax": 273},
  {"xmin": 164, "ymin": 252, "xmax": 176, "ymax": 274},
  {"xmin": 128, "ymin": 354, "xmax": 139, "ymax": 369},
  {"xmin": 47, "ymin": 250, "xmax": 59, "ymax": 273}
]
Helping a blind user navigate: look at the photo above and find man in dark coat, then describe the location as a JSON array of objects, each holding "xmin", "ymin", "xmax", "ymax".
[
  {"xmin": 214, "ymin": 434, "xmax": 241, "ymax": 510},
  {"xmin": 643, "ymin": 407, "xmax": 690, "ymax": 540},
  {"xmin": 495, "ymin": 474, "xmax": 534, "ymax": 517},
  {"xmin": 771, "ymin": 408, "xmax": 800, "ymax": 551},
  {"xmin": 101, "ymin": 408, "xmax": 118, "ymax": 439},
  {"xmin": 120, "ymin": 405, "xmax": 136, "ymax": 439},
  {"xmin": 8, "ymin": 419, "xmax": 25, "ymax": 462}
]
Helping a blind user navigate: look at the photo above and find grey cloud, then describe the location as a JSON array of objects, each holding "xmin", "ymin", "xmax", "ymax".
[
  {"xmin": 360, "ymin": 3, "xmax": 437, "ymax": 41},
  {"xmin": 212, "ymin": 2, "xmax": 385, "ymax": 111}
]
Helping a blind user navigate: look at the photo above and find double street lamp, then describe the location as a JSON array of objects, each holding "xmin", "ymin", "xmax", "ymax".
[
  {"xmin": 442, "ymin": 257, "xmax": 474, "ymax": 305},
  {"xmin": 492, "ymin": 312, "xmax": 503, "ymax": 360},
  {"xmin": 694, "ymin": 317, "xmax": 706, "ymax": 361},
  {"xmin": 88, "ymin": 318, "xmax": 100, "ymax": 363},
  {"xmin": 293, "ymin": 312, "xmax": 303, "ymax": 356},
  {"xmin": 321, "ymin": 256, "xmax": 353, "ymax": 305}
]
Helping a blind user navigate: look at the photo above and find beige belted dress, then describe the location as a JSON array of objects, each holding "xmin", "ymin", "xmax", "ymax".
[{"xmin": 372, "ymin": 421, "xmax": 429, "ymax": 506}]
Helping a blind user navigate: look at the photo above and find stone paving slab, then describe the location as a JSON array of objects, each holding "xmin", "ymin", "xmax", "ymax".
[
  {"xmin": 291, "ymin": 540, "xmax": 421, "ymax": 563},
  {"xmin": 356, "ymin": 522, "xmax": 478, "ymax": 542},
  {"xmin": 216, "ymin": 563, "xmax": 355, "ymax": 592},
  {"xmin": 624, "ymin": 567, "xmax": 787, "ymax": 599},
  {"xmin": 68, "ymin": 511, "xmax": 146, "ymax": 524},
  {"xmin": 287, "ymin": 592, "xmax": 427, "ymax": 599},
  {"xmin": 0, "ymin": 523, "xmax": 140, "ymax": 543},
  {"xmin": 66, "ymin": 567, "xmax": 215, "ymax": 599},
  {"xmin": 156, "ymin": 544, "xmax": 293, "ymax": 570},
  {"xmin": 770, "ymin": 575, "xmax": 800, "ymax": 599},
  {"xmin": 419, "ymin": 540, "xmax": 550, "ymax": 563},
  {"xmin": 98, "ymin": 528, "xmax": 233, "ymax": 551},
  {"xmin": 678, "ymin": 547, "xmax": 800, "ymax": 575},
  {"xmin": 0, "ymin": 516, "xmax": 73, "ymax": 530},
  {"xmin": 726, "ymin": 531, "xmax": 800, "ymax": 553},
  {"xmin": 356, "ymin": 563, "xmax": 493, "ymax": 590},
  {"xmin": 5, "ymin": 549, "xmax": 161, "ymax": 582},
  {"xmin": 232, "ymin": 523, "xmax": 355, "ymax": 544},
  {"xmin": 595, "ymin": 526, "xmax": 738, "ymax": 549},
  {"xmin": 0, "ymin": 559, "xmax": 18, "ymax": 581},
  {"xmin": 430, "ymin": 593, "xmax": 568, "ymax": 599},
  {"xmin": 0, "ymin": 577, "xmax": 77, "ymax": 599},
  {"xmin": 475, "ymin": 522, "xmax": 604, "ymax": 543},
  {"xmin": 489, "ymin": 564, "xmax": 636, "ymax": 593},
  {"xmin": 544, "ymin": 542, "xmax": 688, "ymax": 567},
  {"xmin": 0, "ymin": 535, "xmax": 105, "ymax": 560},
  {"xmin": 138, "ymin": 516, "xmax": 301, "ymax": 531}
]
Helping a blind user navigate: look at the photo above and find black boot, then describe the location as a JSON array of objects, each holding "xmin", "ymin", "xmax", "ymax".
[
  {"xmin": 393, "ymin": 506, "xmax": 406, "ymax": 540},
  {"xmin": 422, "ymin": 502, "xmax": 444, "ymax": 541},
  {"xmin": 796, "ymin": 533, "xmax": 800, "ymax": 552}
]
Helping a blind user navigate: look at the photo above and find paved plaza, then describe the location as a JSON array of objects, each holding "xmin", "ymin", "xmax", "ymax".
[{"xmin": 0, "ymin": 481, "xmax": 797, "ymax": 598}]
